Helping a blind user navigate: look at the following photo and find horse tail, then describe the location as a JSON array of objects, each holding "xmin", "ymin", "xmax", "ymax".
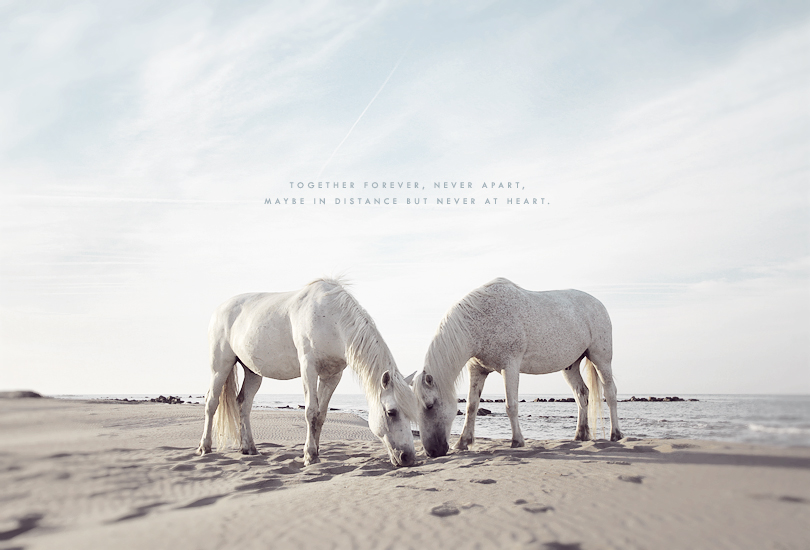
[
  {"xmin": 583, "ymin": 358, "xmax": 605, "ymax": 439},
  {"xmin": 214, "ymin": 364, "xmax": 240, "ymax": 450}
]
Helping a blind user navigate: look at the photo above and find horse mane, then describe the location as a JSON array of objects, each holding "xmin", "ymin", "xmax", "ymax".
[
  {"xmin": 418, "ymin": 290, "xmax": 485, "ymax": 404},
  {"xmin": 418, "ymin": 278, "xmax": 519, "ymax": 402},
  {"xmin": 315, "ymin": 279, "xmax": 418, "ymax": 422}
]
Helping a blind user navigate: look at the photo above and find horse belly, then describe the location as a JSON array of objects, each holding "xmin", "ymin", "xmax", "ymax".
[
  {"xmin": 232, "ymin": 320, "xmax": 302, "ymax": 381},
  {"xmin": 520, "ymin": 350, "xmax": 579, "ymax": 375},
  {"xmin": 520, "ymin": 336, "xmax": 586, "ymax": 375}
]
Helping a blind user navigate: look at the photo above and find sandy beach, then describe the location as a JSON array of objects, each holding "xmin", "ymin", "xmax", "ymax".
[{"xmin": 1, "ymin": 397, "xmax": 808, "ymax": 550}]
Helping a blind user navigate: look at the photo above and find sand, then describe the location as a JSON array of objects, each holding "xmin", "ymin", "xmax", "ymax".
[{"xmin": 1, "ymin": 397, "xmax": 808, "ymax": 550}]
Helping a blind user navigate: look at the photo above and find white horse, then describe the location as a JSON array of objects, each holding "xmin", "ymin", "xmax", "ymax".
[
  {"xmin": 413, "ymin": 278, "xmax": 623, "ymax": 457},
  {"xmin": 196, "ymin": 278, "xmax": 417, "ymax": 467}
]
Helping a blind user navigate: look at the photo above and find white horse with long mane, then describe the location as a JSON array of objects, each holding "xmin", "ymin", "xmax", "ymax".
[
  {"xmin": 413, "ymin": 278, "xmax": 623, "ymax": 457},
  {"xmin": 196, "ymin": 278, "xmax": 417, "ymax": 467}
]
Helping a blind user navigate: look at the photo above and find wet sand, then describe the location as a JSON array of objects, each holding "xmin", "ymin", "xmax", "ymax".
[{"xmin": 1, "ymin": 397, "xmax": 808, "ymax": 549}]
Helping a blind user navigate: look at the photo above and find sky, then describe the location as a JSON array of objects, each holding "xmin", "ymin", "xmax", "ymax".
[{"xmin": 1, "ymin": 1, "xmax": 808, "ymax": 397}]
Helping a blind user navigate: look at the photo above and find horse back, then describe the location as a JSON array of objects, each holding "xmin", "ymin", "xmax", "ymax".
[{"xmin": 469, "ymin": 282, "xmax": 611, "ymax": 373}]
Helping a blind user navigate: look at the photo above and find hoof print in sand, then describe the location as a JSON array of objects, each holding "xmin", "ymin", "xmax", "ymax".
[
  {"xmin": 470, "ymin": 478, "xmax": 496, "ymax": 484},
  {"xmin": 523, "ymin": 504, "xmax": 554, "ymax": 514},
  {"xmin": 778, "ymin": 495, "xmax": 808, "ymax": 504},
  {"xmin": 618, "ymin": 475, "xmax": 644, "ymax": 484},
  {"xmin": 0, "ymin": 513, "xmax": 44, "ymax": 541},
  {"xmin": 430, "ymin": 504, "xmax": 460, "ymax": 517},
  {"xmin": 542, "ymin": 543, "xmax": 582, "ymax": 550}
]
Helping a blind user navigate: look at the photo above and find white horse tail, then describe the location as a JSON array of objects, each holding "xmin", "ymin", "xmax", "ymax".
[
  {"xmin": 583, "ymin": 358, "xmax": 605, "ymax": 439},
  {"xmin": 214, "ymin": 365, "xmax": 240, "ymax": 450}
]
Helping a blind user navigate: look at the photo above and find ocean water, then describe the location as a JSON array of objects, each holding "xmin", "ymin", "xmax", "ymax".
[{"xmin": 58, "ymin": 393, "xmax": 810, "ymax": 448}]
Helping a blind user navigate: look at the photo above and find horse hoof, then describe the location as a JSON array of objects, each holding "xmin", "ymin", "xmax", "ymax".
[
  {"xmin": 610, "ymin": 431, "xmax": 624, "ymax": 442},
  {"xmin": 196, "ymin": 446, "xmax": 210, "ymax": 456},
  {"xmin": 510, "ymin": 439, "xmax": 525, "ymax": 448},
  {"xmin": 574, "ymin": 430, "xmax": 590, "ymax": 441},
  {"xmin": 241, "ymin": 447, "xmax": 258, "ymax": 455},
  {"xmin": 454, "ymin": 438, "xmax": 472, "ymax": 451},
  {"xmin": 303, "ymin": 455, "xmax": 320, "ymax": 466}
]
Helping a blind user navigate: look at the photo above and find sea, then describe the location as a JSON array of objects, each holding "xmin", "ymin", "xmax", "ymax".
[{"xmin": 57, "ymin": 393, "xmax": 810, "ymax": 448}]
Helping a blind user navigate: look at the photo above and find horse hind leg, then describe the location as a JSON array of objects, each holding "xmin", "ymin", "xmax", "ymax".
[
  {"xmin": 587, "ymin": 352, "xmax": 623, "ymax": 441},
  {"xmin": 197, "ymin": 347, "xmax": 237, "ymax": 455},
  {"xmin": 237, "ymin": 365, "xmax": 262, "ymax": 455},
  {"xmin": 455, "ymin": 360, "xmax": 489, "ymax": 451},
  {"xmin": 562, "ymin": 359, "xmax": 590, "ymax": 441}
]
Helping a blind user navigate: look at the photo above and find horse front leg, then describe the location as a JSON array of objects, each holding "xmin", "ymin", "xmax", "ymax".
[
  {"xmin": 300, "ymin": 355, "xmax": 323, "ymax": 466},
  {"xmin": 313, "ymin": 371, "xmax": 342, "ymax": 451},
  {"xmin": 503, "ymin": 363, "xmax": 524, "ymax": 448},
  {"xmin": 237, "ymin": 368, "xmax": 262, "ymax": 455},
  {"xmin": 455, "ymin": 361, "xmax": 489, "ymax": 450}
]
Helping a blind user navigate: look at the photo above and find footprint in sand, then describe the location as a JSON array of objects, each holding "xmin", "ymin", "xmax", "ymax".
[
  {"xmin": 514, "ymin": 499, "xmax": 553, "ymax": 513},
  {"xmin": 0, "ymin": 513, "xmax": 44, "ymax": 541},
  {"xmin": 235, "ymin": 477, "xmax": 283, "ymax": 493},
  {"xmin": 523, "ymin": 504, "xmax": 554, "ymax": 513},
  {"xmin": 618, "ymin": 475, "xmax": 644, "ymax": 484},
  {"xmin": 270, "ymin": 453, "xmax": 301, "ymax": 462},
  {"xmin": 385, "ymin": 469, "xmax": 423, "ymax": 478},
  {"xmin": 178, "ymin": 495, "xmax": 227, "ymax": 509},
  {"xmin": 470, "ymin": 478, "xmax": 496, "ymax": 484},
  {"xmin": 112, "ymin": 502, "xmax": 166, "ymax": 523},
  {"xmin": 430, "ymin": 504, "xmax": 459, "ymax": 517}
]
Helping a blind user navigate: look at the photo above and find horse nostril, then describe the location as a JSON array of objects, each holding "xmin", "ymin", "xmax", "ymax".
[{"xmin": 401, "ymin": 451, "xmax": 413, "ymax": 466}]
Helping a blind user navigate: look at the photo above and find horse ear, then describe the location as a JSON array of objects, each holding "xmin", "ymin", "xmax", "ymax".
[
  {"xmin": 404, "ymin": 372, "xmax": 416, "ymax": 386},
  {"xmin": 381, "ymin": 370, "xmax": 391, "ymax": 389},
  {"xmin": 424, "ymin": 373, "xmax": 433, "ymax": 387}
]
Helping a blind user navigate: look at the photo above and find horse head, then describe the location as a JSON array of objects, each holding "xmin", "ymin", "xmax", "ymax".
[
  {"xmin": 367, "ymin": 370, "xmax": 417, "ymax": 467},
  {"xmin": 412, "ymin": 370, "xmax": 455, "ymax": 457}
]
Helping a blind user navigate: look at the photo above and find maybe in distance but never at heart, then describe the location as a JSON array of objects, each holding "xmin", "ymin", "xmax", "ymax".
[
  {"xmin": 264, "ymin": 197, "xmax": 545, "ymax": 205},
  {"xmin": 287, "ymin": 181, "xmax": 525, "ymax": 190}
]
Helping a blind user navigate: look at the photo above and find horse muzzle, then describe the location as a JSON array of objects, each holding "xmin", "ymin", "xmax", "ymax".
[
  {"xmin": 391, "ymin": 448, "xmax": 415, "ymax": 467},
  {"xmin": 423, "ymin": 435, "xmax": 449, "ymax": 458}
]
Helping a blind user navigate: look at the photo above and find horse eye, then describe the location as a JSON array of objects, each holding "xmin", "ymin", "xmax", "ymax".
[
  {"xmin": 387, "ymin": 409, "xmax": 398, "ymax": 418},
  {"xmin": 426, "ymin": 403, "xmax": 434, "ymax": 411}
]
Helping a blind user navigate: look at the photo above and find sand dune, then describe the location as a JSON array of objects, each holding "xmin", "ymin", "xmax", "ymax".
[{"xmin": 1, "ymin": 397, "xmax": 808, "ymax": 549}]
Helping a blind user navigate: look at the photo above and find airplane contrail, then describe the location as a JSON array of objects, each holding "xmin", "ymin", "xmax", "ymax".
[{"xmin": 317, "ymin": 42, "xmax": 413, "ymax": 178}]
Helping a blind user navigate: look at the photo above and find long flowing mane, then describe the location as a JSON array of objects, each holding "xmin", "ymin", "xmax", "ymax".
[
  {"xmin": 312, "ymin": 278, "xmax": 417, "ymax": 421},
  {"xmin": 418, "ymin": 291, "xmax": 485, "ymax": 404},
  {"xmin": 420, "ymin": 278, "xmax": 517, "ymax": 403}
]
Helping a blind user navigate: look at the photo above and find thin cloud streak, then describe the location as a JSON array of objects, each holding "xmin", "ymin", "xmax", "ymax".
[{"xmin": 317, "ymin": 41, "xmax": 413, "ymax": 178}]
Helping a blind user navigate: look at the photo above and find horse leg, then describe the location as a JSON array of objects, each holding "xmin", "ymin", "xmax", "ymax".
[
  {"xmin": 300, "ymin": 354, "xmax": 322, "ymax": 466},
  {"xmin": 503, "ymin": 362, "xmax": 524, "ymax": 448},
  {"xmin": 313, "ymin": 371, "xmax": 343, "ymax": 454},
  {"xmin": 562, "ymin": 360, "xmax": 590, "ymax": 441},
  {"xmin": 455, "ymin": 361, "xmax": 489, "ymax": 450},
  {"xmin": 197, "ymin": 347, "xmax": 236, "ymax": 455},
  {"xmin": 588, "ymin": 351, "xmax": 623, "ymax": 441},
  {"xmin": 237, "ymin": 367, "xmax": 262, "ymax": 455}
]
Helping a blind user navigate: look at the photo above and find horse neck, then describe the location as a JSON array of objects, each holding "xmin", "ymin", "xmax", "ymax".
[
  {"xmin": 425, "ymin": 316, "xmax": 475, "ymax": 401},
  {"xmin": 342, "ymin": 320, "xmax": 393, "ymax": 392},
  {"xmin": 340, "ymin": 316, "xmax": 418, "ymax": 420}
]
